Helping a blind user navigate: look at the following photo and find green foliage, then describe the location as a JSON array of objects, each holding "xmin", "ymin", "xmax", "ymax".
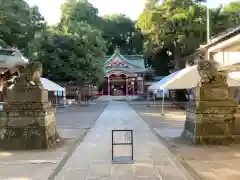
[
  {"xmin": 35, "ymin": 0, "xmax": 107, "ymax": 85},
  {"xmin": 33, "ymin": 28, "xmax": 105, "ymax": 84},
  {"xmin": 223, "ymin": 1, "xmax": 240, "ymax": 26},
  {"xmin": 101, "ymin": 14, "xmax": 144, "ymax": 55},
  {"xmin": 0, "ymin": 0, "xmax": 46, "ymax": 54},
  {"xmin": 3, "ymin": 0, "xmax": 239, "ymax": 82},
  {"xmin": 0, "ymin": 0, "xmax": 108, "ymax": 85},
  {"xmin": 60, "ymin": 0, "xmax": 100, "ymax": 29},
  {"xmin": 137, "ymin": 0, "xmax": 240, "ymax": 71},
  {"xmin": 144, "ymin": 0, "xmax": 159, "ymax": 10},
  {"xmin": 0, "ymin": 0, "xmax": 145, "ymax": 85},
  {"xmin": 0, "ymin": 38, "xmax": 7, "ymax": 48}
]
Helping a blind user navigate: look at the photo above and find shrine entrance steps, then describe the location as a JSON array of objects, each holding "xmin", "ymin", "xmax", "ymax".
[{"xmin": 96, "ymin": 95, "xmax": 141, "ymax": 101}]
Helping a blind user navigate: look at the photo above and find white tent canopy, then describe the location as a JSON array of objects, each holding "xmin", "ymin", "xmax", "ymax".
[
  {"xmin": 148, "ymin": 71, "xmax": 180, "ymax": 91},
  {"xmin": 7, "ymin": 76, "xmax": 65, "ymax": 96},
  {"xmin": 148, "ymin": 65, "xmax": 240, "ymax": 115},
  {"xmin": 41, "ymin": 77, "xmax": 65, "ymax": 94},
  {"xmin": 148, "ymin": 65, "xmax": 240, "ymax": 91}
]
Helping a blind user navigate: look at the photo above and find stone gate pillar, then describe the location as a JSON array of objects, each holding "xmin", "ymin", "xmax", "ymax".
[
  {"xmin": 0, "ymin": 62, "xmax": 59, "ymax": 149},
  {"xmin": 126, "ymin": 76, "xmax": 128, "ymax": 96},
  {"xmin": 107, "ymin": 76, "xmax": 110, "ymax": 96},
  {"xmin": 183, "ymin": 60, "xmax": 238, "ymax": 145}
]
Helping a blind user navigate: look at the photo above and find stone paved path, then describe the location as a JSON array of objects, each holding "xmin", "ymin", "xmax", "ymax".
[
  {"xmin": 0, "ymin": 102, "xmax": 107, "ymax": 180},
  {"xmin": 54, "ymin": 101, "xmax": 192, "ymax": 180}
]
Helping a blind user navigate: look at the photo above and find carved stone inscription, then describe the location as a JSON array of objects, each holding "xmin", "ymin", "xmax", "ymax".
[
  {"xmin": 183, "ymin": 59, "xmax": 238, "ymax": 145},
  {"xmin": 211, "ymin": 88, "xmax": 228, "ymax": 100},
  {"xmin": 6, "ymin": 110, "xmax": 52, "ymax": 117},
  {"xmin": 0, "ymin": 129, "xmax": 16, "ymax": 139},
  {"xmin": 0, "ymin": 62, "xmax": 59, "ymax": 149},
  {"xmin": 3, "ymin": 102, "xmax": 51, "ymax": 110}
]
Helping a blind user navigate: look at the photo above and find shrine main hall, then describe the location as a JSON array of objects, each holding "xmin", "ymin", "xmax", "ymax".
[{"xmin": 99, "ymin": 48, "xmax": 152, "ymax": 96}]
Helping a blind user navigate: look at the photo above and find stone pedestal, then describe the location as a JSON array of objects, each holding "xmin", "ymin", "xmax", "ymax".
[
  {"xmin": 0, "ymin": 86, "xmax": 59, "ymax": 150},
  {"xmin": 183, "ymin": 84, "xmax": 239, "ymax": 144}
]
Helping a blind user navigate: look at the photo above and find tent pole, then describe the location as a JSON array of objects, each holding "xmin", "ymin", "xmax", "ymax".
[{"xmin": 161, "ymin": 90, "xmax": 165, "ymax": 115}]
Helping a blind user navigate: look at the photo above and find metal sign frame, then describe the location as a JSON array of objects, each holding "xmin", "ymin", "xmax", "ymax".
[{"xmin": 112, "ymin": 129, "xmax": 133, "ymax": 164}]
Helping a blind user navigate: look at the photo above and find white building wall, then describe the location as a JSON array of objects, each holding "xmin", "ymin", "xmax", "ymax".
[{"xmin": 212, "ymin": 52, "xmax": 240, "ymax": 66}]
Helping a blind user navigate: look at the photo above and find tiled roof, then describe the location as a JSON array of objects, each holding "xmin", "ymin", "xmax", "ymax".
[
  {"xmin": 182, "ymin": 25, "xmax": 240, "ymax": 63},
  {"xmin": 104, "ymin": 48, "xmax": 148, "ymax": 74},
  {"xmin": 199, "ymin": 25, "xmax": 240, "ymax": 50},
  {"xmin": 104, "ymin": 67, "xmax": 148, "ymax": 74}
]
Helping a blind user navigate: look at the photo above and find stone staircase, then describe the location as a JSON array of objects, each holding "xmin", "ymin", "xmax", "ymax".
[{"xmin": 95, "ymin": 95, "xmax": 141, "ymax": 101}]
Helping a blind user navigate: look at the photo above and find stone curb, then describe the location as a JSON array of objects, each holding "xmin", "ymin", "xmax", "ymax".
[{"xmin": 47, "ymin": 102, "xmax": 109, "ymax": 180}]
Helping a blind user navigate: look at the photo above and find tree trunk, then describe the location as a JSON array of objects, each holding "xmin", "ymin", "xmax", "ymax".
[
  {"xmin": 173, "ymin": 43, "xmax": 182, "ymax": 70},
  {"xmin": 173, "ymin": 42, "xmax": 188, "ymax": 102}
]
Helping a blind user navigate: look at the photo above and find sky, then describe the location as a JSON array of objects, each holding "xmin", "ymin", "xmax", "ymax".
[{"xmin": 26, "ymin": 0, "xmax": 233, "ymax": 24}]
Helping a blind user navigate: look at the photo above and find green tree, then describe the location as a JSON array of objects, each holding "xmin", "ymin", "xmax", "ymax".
[
  {"xmin": 0, "ymin": 0, "xmax": 46, "ymax": 53},
  {"xmin": 60, "ymin": 0, "xmax": 101, "ymax": 29},
  {"xmin": 223, "ymin": 1, "xmax": 240, "ymax": 26},
  {"xmin": 32, "ymin": 0, "xmax": 107, "ymax": 85},
  {"xmin": 144, "ymin": 0, "xmax": 159, "ymax": 10},
  {"xmin": 137, "ymin": 0, "xmax": 207, "ymax": 70},
  {"xmin": 137, "ymin": 0, "xmax": 240, "ymax": 73},
  {"xmin": 102, "ymin": 14, "xmax": 144, "ymax": 55}
]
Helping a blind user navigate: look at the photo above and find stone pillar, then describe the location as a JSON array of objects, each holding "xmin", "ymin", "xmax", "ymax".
[
  {"xmin": 108, "ymin": 76, "xmax": 110, "ymax": 96},
  {"xmin": 0, "ymin": 62, "xmax": 59, "ymax": 149},
  {"xmin": 133, "ymin": 78, "xmax": 135, "ymax": 95},
  {"xmin": 183, "ymin": 60, "xmax": 238, "ymax": 145},
  {"xmin": 137, "ymin": 76, "xmax": 144, "ymax": 95},
  {"xmin": 142, "ymin": 74, "xmax": 145, "ymax": 96},
  {"xmin": 126, "ymin": 76, "xmax": 128, "ymax": 96}
]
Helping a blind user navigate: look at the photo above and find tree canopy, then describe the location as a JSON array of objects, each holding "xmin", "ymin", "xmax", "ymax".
[
  {"xmin": 0, "ymin": 0, "xmax": 144, "ymax": 85},
  {"xmin": 0, "ymin": 0, "xmax": 46, "ymax": 52},
  {"xmin": 137, "ymin": 0, "xmax": 240, "ymax": 72},
  {"xmin": 1, "ymin": 0, "xmax": 240, "ymax": 81}
]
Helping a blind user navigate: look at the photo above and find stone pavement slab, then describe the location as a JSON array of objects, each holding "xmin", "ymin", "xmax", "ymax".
[
  {"xmin": 132, "ymin": 103, "xmax": 240, "ymax": 180},
  {"xmin": 54, "ymin": 101, "xmax": 193, "ymax": 180},
  {"xmin": 0, "ymin": 102, "xmax": 108, "ymax": 180}
]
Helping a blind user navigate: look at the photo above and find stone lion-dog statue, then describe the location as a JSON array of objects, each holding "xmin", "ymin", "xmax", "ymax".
[
  {"xmin": 197, "ymin": 60, "xmax": 227, "ymax": 85},
  {"xmin": 14, "ymin": 61, "xmax": 43, "ymax": 89}
]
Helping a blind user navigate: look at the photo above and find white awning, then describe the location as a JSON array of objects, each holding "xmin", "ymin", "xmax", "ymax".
[
  {"xmin": 148, "ymin": 71, "xmax": 179, "ymax": 90},
  {"xmin": 7, "ymin": 77, "xmax": 65, "ymax": 96},
  {"xmin": 148, "ymin": 65, "xmax": 240, "ymax": 91},
  {"xmin": 229, "ymin": 72, "xmax": 240, "ymax": 80},
  {"xmin": 41, "ymin": 77, "xmax": 65, "ymax": 92}
]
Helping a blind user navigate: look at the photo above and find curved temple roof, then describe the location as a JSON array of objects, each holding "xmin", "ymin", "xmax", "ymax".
[{"xmin": 104, "ymin": 48, "xmax": 151, "ymax": 75}]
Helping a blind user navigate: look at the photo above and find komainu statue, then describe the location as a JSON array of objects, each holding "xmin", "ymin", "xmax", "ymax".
[
  {"xmin": 197, "ymin": 60, "xmax": 227, "ymax": 85},
  {"xmin": 13, "ymin": 61, "xmax": 43, "ymax": 89},
  {"xmin": 4, "ymin": 61, "xmax": 45, "ymax": 103},
  {"xmin": 183, "ymin": 59, "xmax": 238, "ymax": 145},
  {"xmin": 0, "ymin": 61, "xmax": 60, "ymax": 150}
]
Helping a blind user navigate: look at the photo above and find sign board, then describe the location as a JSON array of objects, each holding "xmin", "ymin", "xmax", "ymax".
[{"xmin": 112, "ymin": 129, "xmax": 134, "ymax": 164}]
